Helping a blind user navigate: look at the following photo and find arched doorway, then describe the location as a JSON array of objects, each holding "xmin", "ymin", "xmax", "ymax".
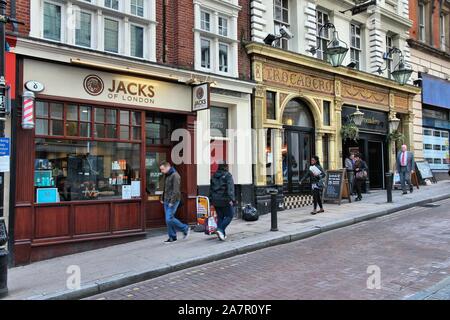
[{"xmin": 282, "ymin": 98, "xmax": 315, "ymax": 194}]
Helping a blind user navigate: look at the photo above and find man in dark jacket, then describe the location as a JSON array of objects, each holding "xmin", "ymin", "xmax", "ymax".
[
  {"xmin": 209, "ymin": 163, "xmax": 235, "ymax": 241},
  {"xmin": 160, "ymin": 161, "xmax": 189, "ymax": 243}
]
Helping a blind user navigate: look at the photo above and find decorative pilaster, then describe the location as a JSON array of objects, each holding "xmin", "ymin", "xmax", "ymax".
[
  {"xmin": 251, "ymin": 0, "xmax": 267, "ymax": 43},
  {"xmin": 304, "ymin": 0, "xmax": 317, "ymax": 52},
  {"xmin": 274, "ymin": 128, "xmax": 283, "ymax": 185},
  {"xmin": 367, "ymin": 10, "xmax": 385, "ymax": 75},
  {"xmin": 253, "ymin": 86, "xmax": 266, "ymax": 186},
  {"xmin": 315, "ymin": 132, "xmax": 324, "ymax": 165}
]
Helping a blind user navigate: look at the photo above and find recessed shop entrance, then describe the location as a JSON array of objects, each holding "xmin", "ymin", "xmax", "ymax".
[{"xmin": 281, "ymin": 99, "xmax": 315, "ymax": 194}]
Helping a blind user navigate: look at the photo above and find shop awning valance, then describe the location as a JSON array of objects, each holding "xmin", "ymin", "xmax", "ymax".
[{"xmin": 421, "ymin": 73, "xmax": 450, "ymax": 109}]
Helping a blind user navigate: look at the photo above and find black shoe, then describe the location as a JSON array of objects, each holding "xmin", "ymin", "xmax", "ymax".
[
  {"xmin": 164, "ymin": 238, "xmax": 177, "ymax": 244},
  {"xmin": 402, "ymin": 191, "xmax": 408, "ymax": 195},
  {"xmin": 410, "ymin": 187, "xmax": 413, "ymax": 193},
  {"xmin": 310, "ymin": 210, "xmax": 317, "ymax": 215}
]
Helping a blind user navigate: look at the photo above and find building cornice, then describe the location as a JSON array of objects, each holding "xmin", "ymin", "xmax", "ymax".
[
  {"xmin": 245, "ymin": 42, "xmax": 421, "ymax": 95},
  {"xmin": 15, "ymin": 37, "xmax": 256, "ymax": 94},
  {"xmin": 407, "ymin": 39, "xmax": 450, "ymax": 61}
]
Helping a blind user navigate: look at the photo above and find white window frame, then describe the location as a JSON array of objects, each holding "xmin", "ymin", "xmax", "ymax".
[
  {"xmin": 130, "ymin": 0, "xmax": 145, "ymax": 18},
  {"xmin": 42, "ymin": 0, "xmax": 64, "ymax": 42},
  {"xmin": 440, "ymin": 13, "xmax": 447, "ymax": 51},
  {"xmin": 74, "ymin": 9, "xmax": 94, "ymax": 48},
  {"xmin": 103, "ymin": 16, "xmax": 121, "ymax": 54},
  {"xmin": 130, "ymin": 23, "xmax": 146, "ymax": 59},
  {"xmin": 104, "ymin": 0, "xmax": 120, "ymax": 11},
  {"xmin": 419, "ymin": 2, "xmax": 426, "ymax": 42},
  {"xmin": 350, "ymin": 23, "xmax": 362, "ymax": 70},
  {"xmin": 218, "ymin": 42, "xmax": 229, "ymax": 73},
  {"xmin": 316, "ymin": 9, "xmax": 330, "ymax": 61},
  {"xmin": 218, "ymin": 15, "xmax": 228, "ymax": 37},
  {"xmin": 200, "ymin": 37, "xmax": 212, "ymax": 70},
  {"xmin": 273, "ymin": 0, "xmax": 289, "ymax": 49},
  {"xmin": 200, "ymin": 10, "xmax": 212, "ymax": 32}
]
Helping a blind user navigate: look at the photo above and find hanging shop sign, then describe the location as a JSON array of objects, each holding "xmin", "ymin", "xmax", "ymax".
[
  {"xmin": 342, "ymin": 106, "xmax": 388, "ymax": 134},
  {"xmin": 24, "ymin": 80, "xmax": 45, "ymax": 93},
  {"xmin": 192, "ymin": 83, "xmax": 210, "ymax": 111}
]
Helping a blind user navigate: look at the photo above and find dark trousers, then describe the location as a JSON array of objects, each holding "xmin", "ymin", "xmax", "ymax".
[
  {"xmin": 312, "ymin": 188, "xmax": 323, "ymax": 210},
  {"xmin": 215, "ymin": 204, "xmax": 234, "ymax": 236},
  {"xmin": 355, "ymin": 178, "xmax": 364, "ymax": 199},
  {"xmin": 399, "ymin": 166, "xmax": 412, "ymax": 192}
]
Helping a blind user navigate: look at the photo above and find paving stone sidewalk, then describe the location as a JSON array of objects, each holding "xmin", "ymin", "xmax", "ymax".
[{"xmin": 3, "ymin": 181, "xmax": 450, "ymax": 300}]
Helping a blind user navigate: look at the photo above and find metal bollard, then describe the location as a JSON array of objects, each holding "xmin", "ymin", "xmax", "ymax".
[
  {"xmin": 0, "ymin": 220, "xmax": 8, "ymax": 298},
  {"xmin": 269, "ymin": 190, "xmax": 278, "ymax": 231},
  {"xmin": 385, "ymin": 172, "xmax": 393, "ymax": 203}
]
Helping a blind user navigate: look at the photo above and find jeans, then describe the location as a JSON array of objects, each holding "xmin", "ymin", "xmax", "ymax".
[
  {"xmin": 164, "ymin": 200, "xmax": 188, "ymax": 240},
  {"xmin": 399, "ymin": 166, "xmax": 412, "ymax": 192},
  {"xmin": 312, "ymin": 188, "xmax": 323, "ymax": 210},
  {"xmin": 215, "ymin": 204, "xmax": 234, "ymax": 236}
]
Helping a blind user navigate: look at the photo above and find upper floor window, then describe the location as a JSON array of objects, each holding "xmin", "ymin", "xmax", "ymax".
[
  {"xmin": 274, "ymin": 0, "xmax": 289, "ymax": 49},
  {"xmin": 350, "ymin": 23, "xmax": 362, "ymax": 70},
  {"xmin": 201, "ymin": 11, "xmax": 211, "ymax": 31},
  {"xmin": 43, "ymin": 1, "xmax": 61, "ymax": 41},
  {"xmin": 104, "ymin": 18, "xmax": 119, "ymax": 53},
  {"xmin": 219, "ymin": 43, "xmax": 228, "ymax": 72},
  {"xmin": 201, "ymin": 38, "xmax": 211, "ymax": 69},
  {"xmin": 130, "ymin": 25, "xmax": 144, "ymax": 58},
  {"xmin": 316, "ymin": 9, "xmax": 330, "ymax": 61},
  {"xmin": 131, "ymin": 0, "xmax": 145, "ymax": 17},
  {"xmin": 75, "ymin": 11, "xmax": 92, "ymax": 48},
  {"xmin": 104, "ymin": 0, "xmax": 119, "ymax": 10},
  {"xmin": 218, "ymin": 16, "xmax": 228, "ymax": 36},
  {"xmin": 385, "ymin": 35, "xmax": 394, "ymax": 79},
  {"xmin": 418, "ymin": 2, "xmax": 426, "ymax": 42},
  {"xmin": 440, "ymin": 13, "xmax": 448, "ymax": 51}
]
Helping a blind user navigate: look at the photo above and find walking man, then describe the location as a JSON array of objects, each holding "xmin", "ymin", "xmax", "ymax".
[
  {"xmin": 160, "ymin": 161, "xmax": 190, "ymax": 243},
  {"xmin": 344, "ymin": 153, "xmax": 355, "ymax": 195},
  {"xmin": 396, "ymin": 144, "xmax": 415, "ymax": 195},
  {"xmin": 209, "ymin": 163, "xmax": 235, "ymax": 241}
]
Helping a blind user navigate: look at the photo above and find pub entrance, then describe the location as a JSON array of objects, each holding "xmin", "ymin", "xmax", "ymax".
[{"xmin": 281, "ymin": 99, "xmax": 315, "ymax": 194}]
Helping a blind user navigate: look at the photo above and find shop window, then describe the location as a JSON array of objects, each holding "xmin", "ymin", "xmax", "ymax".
[
  {"xmin": 43, "ymin": 1, "xmax": 62, "ymax": 41},
  {"xmin": 145, "ymin": 113, "xmax": 174, "ymax": 145},
  {"xmin": 35, "ymin": 139, "xmax": 140, "ymax": 202},
  {"xmin": 210, "ymin": 107, "xmax": 228, "ymax": 137},
  {"xmin": 35, "ymin": 101, "xmax": 64, "ymax": 136},
  {"xmin": 323, "ymin": 100, "xmax": 331, "ymax": 126},
  {"xmin": 266, "ymin": 91, "xmax": 276, "ymax": 120},
  {"xmin": 282, "ymin": 99, "xmax": 313, "ymax": 128}
]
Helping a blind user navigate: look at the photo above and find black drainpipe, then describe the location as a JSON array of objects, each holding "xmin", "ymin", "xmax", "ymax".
[{"xmin": 10, "ymin": 0, "xmax": 17, "ymax": 32}]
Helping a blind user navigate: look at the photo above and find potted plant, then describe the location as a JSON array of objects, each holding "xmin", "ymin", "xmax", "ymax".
[
  {"xmin": 340, "ymin": 123, "xmax": 359, "ymax": 141},
  {"xmin": 387, "ymin": 130, "xmax": 405, "ymax": 144}
]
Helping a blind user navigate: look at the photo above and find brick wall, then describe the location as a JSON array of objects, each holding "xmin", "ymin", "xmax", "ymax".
[{"xmin": 6, "ymin": 0, "xmax": 29, "ymax": 35}]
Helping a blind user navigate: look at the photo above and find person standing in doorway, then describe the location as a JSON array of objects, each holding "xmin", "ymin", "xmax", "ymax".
[
  {"xmin": 160, "ymin": 161, "xmax": 190, "ymax": 243},
  {"xmin": 345, "ymin": 153, "xmax": 355, "ymax": 195},
  {"xmin": 396, "ymin": 144, "xmax": 415, "ymax": 195},
  {"xmin": 209, "ymin": 163, "xmax": 236, "ymax": 241},
  {"xmin": 299, "ymin": 156, "xmax": 326, "ymax": 215},
  {"xmin": 353, "ymin": 153, "xmax": 368, "ymax": 202}
]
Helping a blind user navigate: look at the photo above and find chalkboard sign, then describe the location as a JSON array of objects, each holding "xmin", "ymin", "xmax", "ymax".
[
  {"xmin": 415, "ymin": 161, "xmax": 437, "ymax": 183},
  {"xmin": 323, "ymin": 169, "xmax": 351, "ymax": 204}
]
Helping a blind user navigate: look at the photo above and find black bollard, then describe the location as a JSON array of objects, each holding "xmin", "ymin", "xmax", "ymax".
[
  {"xmin": 269, "ymin": 189, "xmax": 278, "ymax": 231},
  {"xmin": 385, "ymin": 172, "xmax": 393, "ymax": 203}
]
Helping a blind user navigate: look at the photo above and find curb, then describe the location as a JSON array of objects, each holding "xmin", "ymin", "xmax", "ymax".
[
  {"xmin": 28, "ymin": 193, "xmax": 450, "ymax": 300},
  {"xmin": 404, "ymin": 275, "xmax": 450, "ymax": 300}
]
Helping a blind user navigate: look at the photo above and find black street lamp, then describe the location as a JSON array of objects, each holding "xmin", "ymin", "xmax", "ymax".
[
  {"xmin": 307, "ymin": 23, "xmax": 349, "ymax": 67},
  {"xmin": 376, "ymin": 47, "xmax": 413, "ymax": 85}
]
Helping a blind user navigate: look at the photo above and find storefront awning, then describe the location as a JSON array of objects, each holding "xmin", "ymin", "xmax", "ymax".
[{"xmin": 421, "ymin": 73, "xmax": 450, "ymax": 109}]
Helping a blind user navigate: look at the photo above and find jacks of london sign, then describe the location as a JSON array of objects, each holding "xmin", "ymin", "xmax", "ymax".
[
  {"xmin": 23, "ymin": 59, "xmax": 192, "ymax": 112},
  {"xmin": 260, "ymin": 64, "xmax": 334, "ymax": 95}
]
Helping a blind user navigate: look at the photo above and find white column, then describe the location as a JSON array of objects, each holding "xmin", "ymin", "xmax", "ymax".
[
  {"xmin": 124, "ymin": 17, "xmax": 130, "ymax": 56},
  {"xmin": 97, "ymin": 9, "xmax": 104, "ymax": 51}
]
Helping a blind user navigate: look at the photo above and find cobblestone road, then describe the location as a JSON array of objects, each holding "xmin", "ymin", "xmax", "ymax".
[{"xmin": 88, "ymin": 199, "xmax": 450, "ymax": 300}]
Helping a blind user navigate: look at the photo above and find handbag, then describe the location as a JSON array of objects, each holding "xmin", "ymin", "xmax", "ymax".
[{"xmin": 356, "ymin": 170, "xmax": 367, "ymax": 180}]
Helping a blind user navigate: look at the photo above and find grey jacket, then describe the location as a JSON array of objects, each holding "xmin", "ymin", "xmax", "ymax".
[
  {"xmin": 396, "ymin": 151, "xmax": 415, "ymax": 172},
  {"xmin": 163, "ymin": 168, "xmax": 181, "ymax": 205}
]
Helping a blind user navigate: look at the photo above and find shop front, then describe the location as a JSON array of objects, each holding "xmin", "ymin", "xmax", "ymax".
[
  {"xmin": 246, "ymin": 43, "xmax": 420, "ymax": 212},
  {"xmin": 13, "ymin": 59, "xmax": 197, "ymax": 264}
]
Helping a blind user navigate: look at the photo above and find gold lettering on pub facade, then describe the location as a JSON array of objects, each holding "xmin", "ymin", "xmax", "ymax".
[{"xmin": 262, "ymin": 65, "xmax": 334, "ymax": 95}]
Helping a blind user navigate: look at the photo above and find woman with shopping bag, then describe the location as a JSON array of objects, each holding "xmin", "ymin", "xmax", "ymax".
[
  {"xmin": 299, "ymin": 155, "xmax": 326, "ymax": 215},
  {"xmin": 209, "ymin": 162, "xmax": 236, "ymax": 241}
]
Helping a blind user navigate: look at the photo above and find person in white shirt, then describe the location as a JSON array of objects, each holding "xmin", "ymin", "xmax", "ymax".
[{"xmin": 396, "ymin": 144, "xmax": 415, "ymax": 195}]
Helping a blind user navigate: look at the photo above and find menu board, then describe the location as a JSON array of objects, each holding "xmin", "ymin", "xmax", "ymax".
[
  {"xmin": 323, "ymin": 169, "xmax": 351, "ymax": 204},
  {"xmin": 415, "ymin": 161, "xmax": 436, "ymax": 182}
]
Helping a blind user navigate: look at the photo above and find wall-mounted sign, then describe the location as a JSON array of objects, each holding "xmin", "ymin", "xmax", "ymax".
[
  {"xmin": 23, "ymin": 59, "xmax": 192, "ymax": 112},
  {"xmin": 24, "ymin": 80, "xmax": 45, "ymax": 92},
  {"xmin": 342, "ymin": 105, "xmax": 388, "ymax": 134},
  {"xmin": 0, "ymin": 137, "xmax": 10, "ymax": 172},
  {"xmin": 192, "ymin": 83, "xmax": 210, "ymax": 111}
]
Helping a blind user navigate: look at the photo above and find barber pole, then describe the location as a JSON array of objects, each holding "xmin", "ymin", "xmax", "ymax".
[{"xmin": 22, "ymin": 90, "xmax": 35, "ymax": 129}]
